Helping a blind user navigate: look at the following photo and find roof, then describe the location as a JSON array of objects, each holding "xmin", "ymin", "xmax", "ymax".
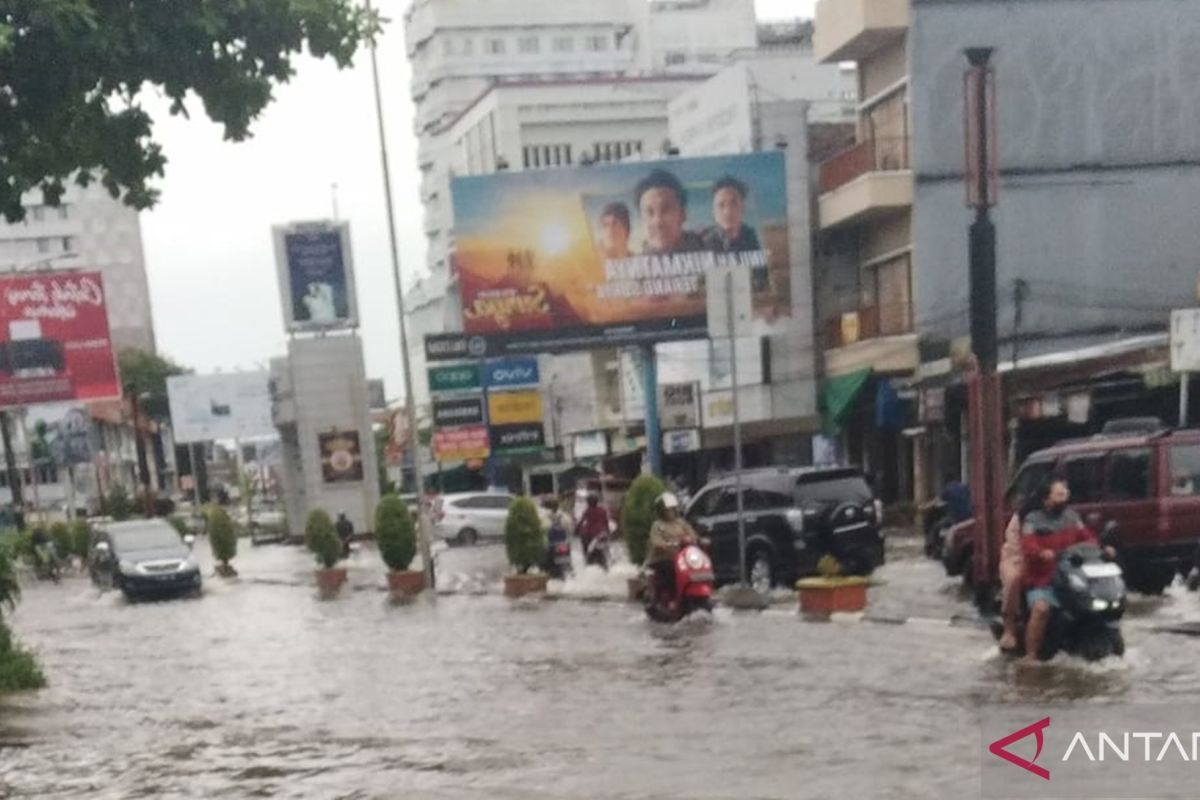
[{"xmin": 1028, "ymin": 428, "xmax": 1200, "ymax": 460}]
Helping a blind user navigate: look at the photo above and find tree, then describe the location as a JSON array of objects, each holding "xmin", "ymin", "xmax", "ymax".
[
  {"xmin": 0, "ymin": 2, "xmax": 377, "ymax": 222},
  {"xmin": 504, "ymin": 498, "xmax": 546, "ymax": 575},
  {"xmin": 0, "ymin": 543, "xmax": 18, "ymax": 617},
  {"xmin": 622, "ymin": 475, "xmax": 667, "ymax": 566},
  {"xmin": 376, "ymin": 494, "xmax": 415, "ymax": 572},
  {"xmin": 117, "ymin": 349, "xmax": 189, "ymax": 421}
]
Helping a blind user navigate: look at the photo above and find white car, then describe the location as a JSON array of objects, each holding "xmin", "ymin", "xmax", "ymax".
[{"xmin": 433, "ymin": 492, "xmax": 550, "ymax": 546}]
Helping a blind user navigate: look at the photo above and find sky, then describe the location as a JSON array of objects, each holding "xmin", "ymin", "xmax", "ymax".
[{"xmin": 140, "ymin": 0, "xmax": 812, "ymax": 402}]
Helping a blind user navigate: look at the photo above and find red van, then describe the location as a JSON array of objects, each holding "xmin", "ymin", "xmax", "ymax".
[{"xmin": 944, "ymin": 426, "xmax": 1200, "ymax": 595}]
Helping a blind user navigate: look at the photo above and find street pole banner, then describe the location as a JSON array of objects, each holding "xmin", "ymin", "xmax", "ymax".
[{"xmin": 0, "ymin": 270, "xmax": 120, "ymax": 408}]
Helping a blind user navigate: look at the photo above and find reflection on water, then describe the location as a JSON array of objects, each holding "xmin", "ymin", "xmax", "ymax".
[{"xmin": 0, "ymin": 542, "xmax": 1196, "ymax": 798}]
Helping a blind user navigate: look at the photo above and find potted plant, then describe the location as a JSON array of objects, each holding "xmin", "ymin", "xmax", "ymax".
[
  {"xmin": 796, "ymin": 555, "xmax": 870, "ymax": 617},
  {"xmin": 305, "ymin": 509, "xmax": 346, "ymax": 596},
  {"xmin": 207, "ymin": 506, "xmax": 238, "ymax": 578},
  {"xmin": 69, "ymin": 519, "xmax": 91, "ymax": 565},
  {"xmin": 49, "ymin": 522, "xmax": 72, "ymax": 570},
  {"xmin": 376, "ymin": 494, "xmax": 423, "ymax": 598},
  {"xmin": 621, "ymin": 475, "xmax": 666, "ymax": 600},
  {"xmin": 503, "ymin": 497, "xmax": 548, "ymax": 598}
]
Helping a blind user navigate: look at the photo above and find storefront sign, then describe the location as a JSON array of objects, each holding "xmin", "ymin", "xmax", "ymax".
[
  {"xmin": 428, "ymin": 363, "xmax": 481, "ymax": 394},
  {"xmin": 487, "ymin": 390, "xmax": 543, "ymax": 425},
  {"xmin": 573, "ymin": 430, "xmax": 609, "ymax": 459},
  {"xmin": 660, "ymin": 382, "xmax": 700, "ymax": 429},
  {"xmin": 663, "ymin": 428, "xmax": 701, "ymax": 455},
  {"xmin": 484, "ymin": 357, "xmax": 540, "ymax": 389},
  {"xmin": 490, "ymin": 423, "xmax": 545, "ymax": 454},
  {"xmin": 433, "ymin": 397, "xmax": 486, "ymax": 427},
  {"xmin": 433, "ymin": 425, "xmax": 490, "ymax": 462}
]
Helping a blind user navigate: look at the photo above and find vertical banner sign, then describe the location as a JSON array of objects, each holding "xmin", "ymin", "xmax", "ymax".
[
  {"xmin": 273, "ymin": 221, "xmax": 359, "ymax": 332},
  {"xmin": 319, "ymin": 431, "xmax": 364, "ymax": 483},
  {"xmin": 0, "ymin": 271, "xmax": 120, "ymax": 407}
]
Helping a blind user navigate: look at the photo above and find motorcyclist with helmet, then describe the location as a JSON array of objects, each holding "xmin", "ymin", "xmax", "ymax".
[
  {"xmin": 577, "ymin": 493, "xmax": 610, "ymax": 552},
  {"xmin": 645, "ymin": 492, "xmax": 699, "ymax": 599}
]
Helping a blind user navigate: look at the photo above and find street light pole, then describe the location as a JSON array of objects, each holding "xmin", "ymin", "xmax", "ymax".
[{"xmin": 366, "ymin": 0, "xmax": 435, "ymax": 590}]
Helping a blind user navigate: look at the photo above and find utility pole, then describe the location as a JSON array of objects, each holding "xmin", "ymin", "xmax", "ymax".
[
  {"xmin": 726, "ymin": 269, "xmax": 747, "ymax": 588},
  {"xmin": 366, "ymin": 0, "xmax": 435, "ymax": 590},
  {"xmin": 964, "ymin": 47, "xmax": 1005, "ymax": 609},
  {"xmin": 0, "ymin": 412, "xmax": 23, "ymax": 507}
]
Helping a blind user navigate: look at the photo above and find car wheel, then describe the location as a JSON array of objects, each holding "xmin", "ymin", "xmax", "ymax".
[
  {"xmin": 747, "ymin": 550, "xmax": 773, "ymax": 593},
  {"xmin": 457, "ymin": 528, "xmax": 479, "ymax": 547}
]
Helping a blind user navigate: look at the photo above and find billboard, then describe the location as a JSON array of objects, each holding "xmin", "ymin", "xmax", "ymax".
[
  {"xmin": 433, "ymin": 397, "xmax": 486, "ymax": 427},
  {"xmin": 436, "ymin": 151, "xmax": 790, "ymax": 359},
  {"xmin": 428, "ymin": 363, "xmax": 481, "ymax": 394},
  {"xmin": 490, "ymin": 423, "xmax": 545, "ymax": 455},
  {"xmin": 434, "ymin": 425, "xmax": 490, "ymax": 462},
  {"xmin": 273, "ymin": 221, "xmax": 358, "ymax": 332},
  {"xmin": 483, "ymin": 357, "xmax": 540, "ymax": 390},
  {"xmin": 167, "ymin": 372, "xmax": 275, "ymax": 444},
  {"xmin": 487, "ymin": 390, "xmax": 543, "ymax": 426},
  {"xmin": 0, "ymin": 271, "xmax": 120, "ymax": 407},
  {"xmin": 319, "ymin": 430, "xmax": 364, "ymax": 483}
]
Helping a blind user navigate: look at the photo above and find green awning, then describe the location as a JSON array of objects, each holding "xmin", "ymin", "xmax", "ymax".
[{"xmin": 820, "ymin": 369, "xmax": 872, "ymax": 435}]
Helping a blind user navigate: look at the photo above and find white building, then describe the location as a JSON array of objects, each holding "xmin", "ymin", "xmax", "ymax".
[{"xmin": 0, "ymin": 183, "xmax": 156, "ymax": 353}]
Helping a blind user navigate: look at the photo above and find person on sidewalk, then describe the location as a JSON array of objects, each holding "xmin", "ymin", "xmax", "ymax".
[{"xmin": 335, "ymin": 511, "xmax": 354, "ymax": 559}]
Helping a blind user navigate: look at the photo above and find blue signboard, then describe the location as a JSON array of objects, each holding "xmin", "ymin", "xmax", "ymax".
[{"xmin": 484, "ymin": 357, "xmax": 540, "ymax": 390}]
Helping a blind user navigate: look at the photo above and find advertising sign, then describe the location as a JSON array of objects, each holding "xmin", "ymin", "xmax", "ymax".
[
  {"xmin": 487, "ymin": 390, "xmax": 543, "ymax": 426},
  {"xmin": 319, "ymin": 430, "xmax": 364, "ymax": 483},
  {"xmin": 273, "ymin": 221, "xmax": 358, "ymax": 332},
  {"xmin": 484, "ymin": 357, "xmax": 540, "ymax": 390},
  {"xmin": 434, "ymin": 425, "xmax": 490, "ymax": 462},
  {"xmin": 663, "ymin": 428, "xmax": 701, "ymax": 455},
  {"xmin": 433, "ymin": 397, "xmax": 486, "ymax": 428},
  {"xmin": 0, "ymin": 271, "xmax": 120, "ymax": 407},
  {"xmin": 572, "ymin": 430, "xmax": 609, "ymax": 459},
  {"xmin": 386, "ymin": 408, "xmax": 410, "ymax": 466},
  {"xmin": 438, "ymin": 151, "xmax": 790, "ymax": 358},
  {"xmin": 167, "ymin": 372, "xmax": 275, "ymax": 444},
  {"xmin": 428, "ymin": 363, "xmax": 481, "ymax": 394},
  {"xmin": 490, "ymin": 423, "xmax": 545, "ymax": 454},
  {"xmin": 660, "ymin": 382, "xmax": 700, "ymax": 429}
]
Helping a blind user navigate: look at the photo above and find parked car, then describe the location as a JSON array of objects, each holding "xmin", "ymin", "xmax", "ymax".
[
  {"xmin": 431, "ymin": 492, "xmax": 515, "ymax": 546},
  {"xmin": 684, "ymin": 467, "xmax": 885, "ymax": 592},
  {"xmin": 944, "ymin": 423, "xmax": 1200, "ymax": 595},
  {"xmin": 88, "ymin": 519, "xmax": 202, "ymax": 599}
]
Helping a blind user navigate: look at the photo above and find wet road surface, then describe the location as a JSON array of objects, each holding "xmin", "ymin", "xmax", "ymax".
[{"xmin": 2, "ymin": 537, "xmax": 1198, "ymax": 798}]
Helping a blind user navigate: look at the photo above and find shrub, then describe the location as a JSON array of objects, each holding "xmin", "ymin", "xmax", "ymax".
[
  {"xmin": 621, "ymin": 475, "xmax": 667, "ymax": 565},
  {"xmin": 504, "ymin": 497, "xmax": 545, "ymax": 574},
  {"xmin": 106, "ymin": 485, "xmax": 133, "ymax": 521},
  {"xmin": 0, "ymin": 622, "xmax": 46, "ymax": 693},
  {"xmin": 0, "ymin": 546, "xmax": 18, "ymax": 616},
  {"xmin": 207, "ymin": 506, "xmax": 237, "ymax": 567},
  {"xmin": 167, "ymin": 515, "xmax": 189, "ymax": 537},
  {"xmin": 49, "ymin": 522, "xmax": 71, "ymax": 562},
  {"xmin": 376, "ymin": 494, "xmax": 416, "ymax": 572},
  {"xmin": 69, "ymin": 520, "xmax": 91, "ymax": 561},
  {"xmin": 304, "ymin": 509, "xmax": 341, "ymax": 569}
]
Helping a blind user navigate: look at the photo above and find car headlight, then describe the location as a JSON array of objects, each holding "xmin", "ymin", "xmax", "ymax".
[
  {"xmin": 118, "ymin": 560, "xmax": 141, "ymax": 575},
  {"xmin": 1091, "ymin": 598, "xmax": 1109, "ymax": 611},
  {"xmin": 178, "ymin": 556, "xmax": 198, "ymax": 572}
]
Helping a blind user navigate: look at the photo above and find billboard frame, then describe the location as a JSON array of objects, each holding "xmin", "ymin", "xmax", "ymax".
[{"xmin": 272, "ymin": 220, "xmax": 359, "ymax": 334}]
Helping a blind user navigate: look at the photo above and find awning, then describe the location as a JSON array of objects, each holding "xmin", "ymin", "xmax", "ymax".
[{"xmin": 820, "ymin": 368, "xmax": 871, "ymax": 435}]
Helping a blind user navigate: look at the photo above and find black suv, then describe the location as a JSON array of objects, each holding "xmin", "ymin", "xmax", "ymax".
[{"xmin": 685, "ymin": 467, "xmax": 885, "ymax": 591}]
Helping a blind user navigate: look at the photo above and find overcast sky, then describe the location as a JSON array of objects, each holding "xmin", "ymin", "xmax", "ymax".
[{"xmin": 140, "ymin": 0, "xmax": 812, "ymax": 401}]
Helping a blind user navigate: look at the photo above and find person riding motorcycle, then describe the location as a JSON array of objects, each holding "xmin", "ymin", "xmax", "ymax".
[
  {"xmin": 577, "ymin": 493, "xmax": 610, "ymax": 550},
  {"xmin": 645, "ymin": 493, "xmax": 699, "ymax": 598}
]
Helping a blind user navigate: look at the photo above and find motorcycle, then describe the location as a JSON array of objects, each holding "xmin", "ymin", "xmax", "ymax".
[
  {"xmin": 543, "ymin": 525, "xmax": 572, "ymax": 580},
  {"xmin": 992, "ymin": 543, "xmax": 1126, "ymax": 662},
  {"xmin": 33, "ymin": 542, "xmax": 62, "ymax": 584},
  {"xmin": 643, "ymin": 541, "xmax": 715, "ymax": 623},
  {"xmin": 583, "ymin": 532, "xmax": 610, "ymax": 571}
]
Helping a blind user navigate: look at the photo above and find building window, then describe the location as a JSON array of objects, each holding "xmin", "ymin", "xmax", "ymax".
[
  {"xmin": 523, "ymin": 144, "xmax": 573, "ymax": 169},
  {"xmin": 553, "ymin": 36, "xmax": 574, "ymax": 53},
  {"xmin": 31, "ymin": 206, "xmax": 45, "ymax": 222},
  {"xmin": 62, "ymin": 236, "xmax": 73, "ymax": 252},
  {"xmin": 36, "ymin": 238, "xmax": 50, "ymax": 254},
  {"xmin": 461, "ymin": 37, "xmax": 473, "ymax": 55},
  {"xmin": 442, "ymin": 38, "xmax": 455, "ymax": 56},
  {"xmin": 518, "ymin": 35, "xmax": 540, "ymax": 54},
  {"xmin": 485, "ymin": 38, "xmax": 506, "ymax": 55},
  {"xmin": 861, "ymin": 252, "xmax": 913, "ymax": 337},
  {"xmin": 585, "ymin": 35, "xmax": 609, "ymax": 52},
  {"xmin": 58, "ymin": 204, "xmax": 69, "ymax": 221},
  {"xmin": 592, "ymin": 140, "xmax": 642, "ymax": 163}
]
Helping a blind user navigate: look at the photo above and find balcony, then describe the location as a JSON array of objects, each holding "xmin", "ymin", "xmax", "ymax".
[
  {"xmin": 823, "ymin": 304, "xmax": 919, "ymax": 377},
  {"xmin": 818, "ymin": 136, "xmax": 912, "ymax": 229},
  {"xmin": 814, "ymin": 0, "xmax": 909, "ymax": 64}
]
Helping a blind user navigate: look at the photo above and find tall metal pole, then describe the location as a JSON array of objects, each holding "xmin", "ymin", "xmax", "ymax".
[
  {"xmin": 366, "ymin": 0, "xmax": 435, "ymax": 589},
  {"xmin": 1181, "ymin": 373, "xmax": 1190, "ymax": 428},
  {"xmin": 190, "ymin": 442, "xmax": 203, "ymax": 511},
  {"xmin": 726, "ymin": 270, "xmax": 747, "ymax": 587},
  {"xmin": 18, "ymin": 409, "xmax": 42, "ymax": 525},
  {"xmin": 642, "ymin": 344, "xmax": 662, "ymax": 476}
]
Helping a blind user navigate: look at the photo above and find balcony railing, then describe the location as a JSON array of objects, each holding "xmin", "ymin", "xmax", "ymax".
[
  {"xmin": 824, "ymin": 303, "xmax": 914, "ymax": 349},
  {"xmin": 819, "ymin": 136, "xmax": 911, "ymax": 194}
]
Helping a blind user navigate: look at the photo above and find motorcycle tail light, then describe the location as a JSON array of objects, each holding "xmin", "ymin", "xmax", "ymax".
[{"xmin": 555, "ymin": 544, "xmax": 569, "ymax": 555}]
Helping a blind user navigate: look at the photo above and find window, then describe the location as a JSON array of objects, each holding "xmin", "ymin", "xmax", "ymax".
[
  {"xmin": 690, "ymin": 488, "xmax": 725, "ymax": 518},
  {"xmin": 62, "ymin": 236, "xmax": 73, "ymax": 252},
  {"xmin": 1009, "ymin": 460, "xmax": 1054, "ymax": 504},
  {"xmin": 485, "ymin": 38, "xmax": 506, "ymax": 55},
  {"xmin": 795, "ymin": 475, "xmax": 873, "ymax": 505},
  {"xmin": 664, "ymin": 51, "xmax": 686, "ymax": 65},
  {"xmin": 461, "ymin": 37, "xmax": 473, "ymax": 55},
  {"xmin": 1170, "ymin": 444, "xmax": 1200, "ymax": 496},
  {"xmin": 31, "ymin": 206, "xmax": 44, "ymax": 222},
  {"xmin": 746, "ymin": 488, "xmax": 792, "ymax": 511},
  {"xmin": 1107, "ymin": 448, "xmax": 1151, "ymax": 500},
  {"xmin": 585, "ymin": 35, "xmax": 609, "ymax": 52},
  {"xmin": 553, "ymin": 36, "xmax": 574, "ymax": 53},
  {"xmin": 1063, "ymin": 455, "xmax": 1105, "ymax": 504},
  {"xmin": 518, "ymin": 36, "xmax": 540, "ymax": 54},
  {"xmin": 36, "ymin": 238, "xmax": 50, "ymax": 254},
  {"xmin": 522, "ymin": 144, "xmax": 572, "ymax": 169},
  {"xmin": 58, "ymin": 205, "xmax": 69, "ymax": 220},
  {"xmin": 592, "ymin": 140, "xmax": 642, "ymax": 163},
  {"xmin": 861, "ymin": 253, "xmax": 913, "ymax": 337}
]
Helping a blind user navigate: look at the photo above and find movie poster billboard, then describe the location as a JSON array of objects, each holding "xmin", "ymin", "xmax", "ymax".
[
  {"xmin": 272, "ymin": 221, "xmax": 358, "ymax": 332},
  {"xmin": 432, "ymin": 151, "xmax": 789, "ymax": 359},
  {"xmin": 0, "ymin": 271, "xmax": 120, "ymax": 407}
]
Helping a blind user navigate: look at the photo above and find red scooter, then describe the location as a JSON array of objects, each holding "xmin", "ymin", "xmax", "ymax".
[{"xmin": 643, "ymin": 541, "xmax": 715, "ymax": 622}]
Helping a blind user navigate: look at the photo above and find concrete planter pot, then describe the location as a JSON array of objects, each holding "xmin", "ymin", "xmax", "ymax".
[
  {"xmin": 315, "ymin": 567, "xmax": 348, "ymax": 597},
  {"xmin": 504, "ymin": 573, "xmax": 548, "ymax": 598},
  {"xmin": 214, "ymin": 563, "xmax": 238, "ymax": 578},
  {"xmin": 796, "ymin": 577, "xmax": 869, "ymax": 616},
  {"xmin": 627, "ymin": 576, "xmax": 647, "ymax": 602},
  {"xmin": 387, "ymin": 570, "xmax": 426, "ymax": 599}
]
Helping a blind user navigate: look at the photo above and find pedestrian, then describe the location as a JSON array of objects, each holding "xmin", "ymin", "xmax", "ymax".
[{"xmin": 335, "ymin": 510, "xmax": 354, "ymax": 558}]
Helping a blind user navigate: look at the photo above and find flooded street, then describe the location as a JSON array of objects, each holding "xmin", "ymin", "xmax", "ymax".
[{"xmin": 2, "ymin": 539, "xmax": 1199, "ymax": 799}]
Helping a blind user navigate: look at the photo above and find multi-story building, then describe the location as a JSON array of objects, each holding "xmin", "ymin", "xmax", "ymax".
[
  {"xmin": 813, "ymin": 0, "xmax": 1200, "ymax": 503},
  {"xmin": 0, "ymin": 183, "xmax": 156, "ymax": 353}
]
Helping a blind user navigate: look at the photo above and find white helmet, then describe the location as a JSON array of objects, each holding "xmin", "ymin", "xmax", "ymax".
[{"xmin": 656, "ymin": 492, "xmax": 680, "ymax": 511}]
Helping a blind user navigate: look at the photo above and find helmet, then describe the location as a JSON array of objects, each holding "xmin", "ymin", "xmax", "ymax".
[
  {"xmin": 656, "ymin": 492, "xmax": 680, "ymax": 512},
  {"xmin": 586, "ymin": 493, "xmax": 599, "ymax": 506}
]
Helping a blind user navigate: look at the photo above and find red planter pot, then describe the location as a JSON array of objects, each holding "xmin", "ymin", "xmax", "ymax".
[
  {"xmin": 316, "ymin": 567, "xmax": 348, "ymax": 596},
  {"xmin": 796, "ymin": 577, "xmax": 869, "ymax": 616},
  {"xmin": 387, "ymin": 570, "xmax": 426, "ymax": 598},
  {"xmin": 504, "ymin": 573, "xmax": 548, "ymax": 598}
]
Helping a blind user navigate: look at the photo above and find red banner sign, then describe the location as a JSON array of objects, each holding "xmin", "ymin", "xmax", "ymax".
[
  {"xmin": 0, "ymin": 271, "xmax": 120, "ymax": 407},
  {"xmin": 433, "ymin": 425, "xmax": 490, "ymax": 463}
]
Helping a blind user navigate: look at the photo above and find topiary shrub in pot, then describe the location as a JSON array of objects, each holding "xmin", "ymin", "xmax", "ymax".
[
  {"xmin": 69, "ymin": 519, "xmax": 91, "ymax": 564},
  {"xmin": 621, "ymin": 475, "xmax": 666, "ymax": 600},
  {"xmin": 503, "ymin": 497, "xmax": 548, "ymax": 598},
  {"xmin": 305, "ymin": 509, "xmax": 346, "ymax": 596},
  {"xmin": 207, "ymin": 505, "xmax": 238, "ymax": 578},
  {"xmin": 376, "ymin": 494, "xmax": 423, "ymax": 598},
  {"xmin": 49, "ymin": 522, "xmax": 72, "ymax": 570}
]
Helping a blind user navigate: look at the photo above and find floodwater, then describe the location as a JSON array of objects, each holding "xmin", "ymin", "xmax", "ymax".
[{"xmin": 1, "ymin": 536, "xmax": 1198, "ymax": 799}]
